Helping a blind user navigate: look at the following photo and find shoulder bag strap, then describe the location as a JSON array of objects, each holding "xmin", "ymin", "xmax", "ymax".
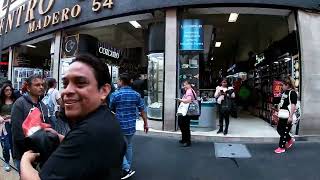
[
  {"xmin": 289, "ymin": 90, "xmax": 292, "ymax": 105},
  {"xmin": 191, "ymin": 89, "xmax": 197, "ymax": 101}
]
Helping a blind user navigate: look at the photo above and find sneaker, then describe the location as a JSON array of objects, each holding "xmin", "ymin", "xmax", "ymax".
[
  {"xmin": 121, "ymin": 169, "xmax": 135, "ymax": 180},
  {"xmin": 274, "ymin": 147, "xmax": 286, "ymax": 154},
  {"xmin": 285, "ymin": 138, "xmax": 295, "ymax": 149},
  {"xmin": 3, "ymin": 163, "xmax": 11, "ymax": 172}
]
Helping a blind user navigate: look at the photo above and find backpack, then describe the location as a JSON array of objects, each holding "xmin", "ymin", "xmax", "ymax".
[{"xmin": 42, "ymin": 90, "xmax": 55, "ymax": 116}]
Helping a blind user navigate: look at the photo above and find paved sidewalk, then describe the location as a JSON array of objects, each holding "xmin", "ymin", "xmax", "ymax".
[
  {"xmin": 1, "ymin": 135, "xmax": 319, "ymax": 180},
  {"xmin": 130, "ymin": 135, "xmax": 320, "ymax": 180},
  {"xmin": 0, "ymin": 161, "xmax": 19, "ymax": 180}
]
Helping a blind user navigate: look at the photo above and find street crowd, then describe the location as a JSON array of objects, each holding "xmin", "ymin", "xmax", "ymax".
[{"xmin": 0, "ymin": 53, "xmax": 298, "ymax": 180}]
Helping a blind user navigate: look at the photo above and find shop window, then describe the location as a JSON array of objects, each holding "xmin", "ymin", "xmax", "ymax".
[
  {"xmin": 61, "ymin": 11, "xmax": 165, "ymax": 122},
  {"xmin": 12, "ymin": 37, "xmax": 54, "ymax": 90},
  {"xmin": 0, "ymin": 50, "xmax": 9, "ymax": 85},
  {"xmin": 178, "ymin": 8, "xmax": 300, "ymax": 132}
]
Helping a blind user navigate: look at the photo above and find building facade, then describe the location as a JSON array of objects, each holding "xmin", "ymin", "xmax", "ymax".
[{"xmin": 0, "ymin": 0, "xmax": 319, "ymax": 135}]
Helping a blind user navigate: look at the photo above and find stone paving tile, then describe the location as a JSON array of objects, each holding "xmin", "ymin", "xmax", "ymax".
[{"xmin": 0, "ymin": 161, "xmax": 19, "ymax": 180}]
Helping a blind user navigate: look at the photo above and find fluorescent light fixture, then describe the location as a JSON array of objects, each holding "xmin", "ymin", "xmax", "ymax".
[
  {"xmin": 215, "ymin": 42, "xmax": 222, "ymax": 48},
  {"xmin": 228, "ymin": 13, "xmax": 239, "ymax": 22},
  {"xmin": 274, "ymin": 61, "xmax": 279, "ymax": 64},
  {"xmin": 129, "ymin": 21, "xmax": 141, "ymax": 28},
  {"xmin": 26, "ymin": 45, "xmax": 36, "ymax": 48},
  {"xmin": 284, "ymin": 57, "xmax": 291, "ymax": 62}
]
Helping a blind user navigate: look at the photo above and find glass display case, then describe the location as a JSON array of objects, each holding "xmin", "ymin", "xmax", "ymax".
[
  {"xmin": 13, "ymin": 67, "xmax": 43, "ymax": 90},
  {"xmin": 147, "ymin": 53, "xmax": 164, "ymax": 120}
]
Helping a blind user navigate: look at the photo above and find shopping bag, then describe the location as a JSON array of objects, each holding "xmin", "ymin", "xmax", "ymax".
[
  {"xmin": 22, "ymin": 107, "xmax": 60, "ymax": 167},
  {"xmin": 177, "ymin": 102, "xmax": 190, "ymax": 116}
]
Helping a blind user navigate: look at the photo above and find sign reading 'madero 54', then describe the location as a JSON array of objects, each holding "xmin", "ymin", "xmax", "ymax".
[{"xmin": 0, "ymin": 0, "xmax": 115, "ymax": 35}]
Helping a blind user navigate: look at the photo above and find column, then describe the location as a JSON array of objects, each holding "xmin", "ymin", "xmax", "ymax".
[
  {"xmin": 163, "ymin": 9, "xmax": 177, "ymax": 131},
  {"xmin": 297, "ymin": 10, "xmax": 320, "ymax": 135},
  {"xmin": 8, "ymin": 47, "xmax": 13, "ymax": 81},
  {"xmin": 52, "ymin": 31, "xmax": 62, "ymax": 88}
]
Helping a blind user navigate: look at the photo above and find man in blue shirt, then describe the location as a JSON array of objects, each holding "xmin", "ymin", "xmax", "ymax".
[{"xmin": 110, "ymin": 73, "xmax": 148, "ymax": 180}]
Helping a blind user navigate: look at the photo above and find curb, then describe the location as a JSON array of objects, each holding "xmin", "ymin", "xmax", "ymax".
[{"xmin": 136, "ymin": 130, "xmax": 320, "ymax": 144}]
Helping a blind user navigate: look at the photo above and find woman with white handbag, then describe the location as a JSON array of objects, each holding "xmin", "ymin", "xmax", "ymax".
[
  {"xmin": 275, "ymin": 75, "xmax": 298, "ymax": 154},
  {"xmin": 176, "ymin": 81, "xmax": 197, "ymax": 147},
  {"xmin": 214, "ymin": 78, "xmax": 235, "ymax": 135}
]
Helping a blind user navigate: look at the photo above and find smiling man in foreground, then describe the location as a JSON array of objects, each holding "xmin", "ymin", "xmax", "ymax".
[{"xmin": 20, "ymin": 54, "xmax": 125, "ymax": 180}]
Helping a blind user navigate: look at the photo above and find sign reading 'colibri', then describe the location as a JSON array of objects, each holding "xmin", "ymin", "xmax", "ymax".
[
  {"xmin": 98, "ymin": 42, "xmax": 121, "ymax": 59},
  {"xmin": 0, "ymin": 0, "xmax": 115, "ymax": 36}
]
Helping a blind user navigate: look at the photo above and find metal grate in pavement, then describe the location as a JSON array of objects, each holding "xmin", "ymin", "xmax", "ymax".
[{"xmin": 214, "ymin": 143, "xmax": 252, "ymax": 158}]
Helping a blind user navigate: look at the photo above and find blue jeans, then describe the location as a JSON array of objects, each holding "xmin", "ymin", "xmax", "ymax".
[
  {"xmin": 0, "ymin": 134, "xmax": 11, "ymax": 163},
  {"xmin": 49, "ymin": 115, "xmax": 58, "ymax": 130},
  {"xmin": 14, "ymin": 159, "xmax": 20, "ymax": 173},
  {"xmin": 123, "ymin": 135, "xmax": 134, "ymax": 171}
]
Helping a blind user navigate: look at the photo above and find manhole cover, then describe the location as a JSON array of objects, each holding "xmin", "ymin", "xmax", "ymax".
[{"xmin": 214, "ymin": 143, "xmax": 251, "ymax": 158}]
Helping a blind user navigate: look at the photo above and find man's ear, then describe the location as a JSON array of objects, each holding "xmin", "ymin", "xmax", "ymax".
[{"xmin": 100, "ymin": 83, "xmax": 111, "ymax": 101}]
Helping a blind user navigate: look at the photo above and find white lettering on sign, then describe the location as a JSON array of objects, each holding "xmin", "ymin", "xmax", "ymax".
[{"xmin": 99, "ymin": 47, "xmax": 120, "ymax": 59}]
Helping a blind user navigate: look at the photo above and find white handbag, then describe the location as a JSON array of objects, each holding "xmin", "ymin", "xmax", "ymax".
[
  {"xmin": 177, "ymin": 102, "xmax": 190, "ymax": 116},
  {"xmin": 278, "ymin": 109, "xmax": 290, "ymax": 119},
  {"xmin": 278, "ymin": 91, "xmax": 295, "ymax": 119}
]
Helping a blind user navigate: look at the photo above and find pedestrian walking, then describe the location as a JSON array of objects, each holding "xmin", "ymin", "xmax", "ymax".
[
  {"xmin": 42, "ymin": 78, "xmax": 63, "ymax": 131},
  {"xmin": 110, "ymin": 73, "xmax": 149, "ymax": 180},
  {"xmin": 0, "ymin": 83, "xmax": 16, "ymax": 172},
  {"xmin": 274, "ymin": 75, "xmax": 297, "ymax": 154},
  {"xmin": 11, "ymin": 74, "xmax": 49, "ymax": 172},
  {"xmin": 20, "ymin": 54, "xmax": 126, "ymax": 180},
  {"xmin": 214, "ymin": 78, "xmax": 235, "ymax": 135},
  {"xmin": 176, "ymin": 80, "xmax": 198, "ymax": 147}
]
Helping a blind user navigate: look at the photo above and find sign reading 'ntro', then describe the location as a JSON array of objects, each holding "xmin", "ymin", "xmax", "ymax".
[{"xmin": 179, "ymin": 19, "xmax": 204, "ymax": 51}]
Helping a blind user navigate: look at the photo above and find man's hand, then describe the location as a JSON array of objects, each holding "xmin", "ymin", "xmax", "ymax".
[
  {"xmin": 21, "ymin": 151, "xmax": 41, "ymax": 180},
  {"xmin": 4, "ymin": 118, "xmax": 11, "ymax": 123},
  {"xmin": 144, "ymin": 123, "xmax": 149, "ymax": 134},
  {"xmin": 22, "ymin": 150, "xmax": 40, "ymax": 164}
]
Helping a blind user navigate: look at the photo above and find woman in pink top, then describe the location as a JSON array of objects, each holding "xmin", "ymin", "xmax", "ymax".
[{"xmin": 176, "ymin": 81, "xmax": 196, "ymax": 147}]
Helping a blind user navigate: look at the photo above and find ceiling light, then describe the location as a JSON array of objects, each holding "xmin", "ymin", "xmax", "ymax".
[
  {"xmin": 215, "ymin": 42, "xmax": 222, "ymax": 48},
  {"xmin": 211, "ymin": 57, "xmax": 214, "ymax": 61},
  {"xmin": 26, "ymin": 45, "xmax": 37, "ymax": 48},
  {"xmin": 284, "ymin": 57, "xmax": 291, "ymax": 62},
  {"xmin": 274, "ymin": 61, "xmax": 279, "ymax": 64},
  {"xmin": 228, "ymin": 13, "xmax": 239, "ymax": 22},
  {"xmin": 129, "ymin": 21, "xmax": 142, "ymax": 28}
]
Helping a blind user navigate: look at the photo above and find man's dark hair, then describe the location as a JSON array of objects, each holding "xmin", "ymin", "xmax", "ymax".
[
  {"xmin": 25, "ymin": 74, "xmax": 43, "ymax": 86},
  {"xmin": 119, "ymin": 73, "xmax": 131, "ymax": 86},
  {"xmin": 46, "ymin": 78, "xmax": 57, "ymax": 88},
  {"xmin": 72, "ymin": 53, "xmax": 111, "ymax": 89}
]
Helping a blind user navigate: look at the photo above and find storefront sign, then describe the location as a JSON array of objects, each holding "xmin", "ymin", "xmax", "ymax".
[
  {"xmin": 0, "ymin": 0, "xmax": 115, "ymax": 36},
  {"xmin": 98, "ymin": 42, "xmax": 121, "ymax": 59},
  {"xmin": 179, "ymin": 19, "xmax": 204, "ymax": 51},
  {"xmin": 62, "ymin": 35, "xmax": 79, "ymax": 58},
  {"xmin": 255, "ymin": 53, "xmax": 265, "ymax": 66},
  {"xmin": 0, "ymin": 0, "xmax": 318, "ymax": 49},
  {"xmin": 273, "ymin": 80, "xmax": 282, "ymax": 98}
]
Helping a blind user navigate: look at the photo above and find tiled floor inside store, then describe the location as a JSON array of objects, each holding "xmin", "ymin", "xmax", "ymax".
[{"xmin": 137, "ymin": 111, "xmax": 279, "ymax": 138}]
